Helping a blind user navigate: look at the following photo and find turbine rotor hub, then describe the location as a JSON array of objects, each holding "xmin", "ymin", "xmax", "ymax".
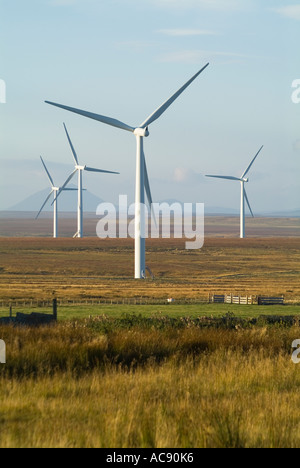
[{"xmin": 134, "ymin": 127, "xmax": 150, "ymax": 137}]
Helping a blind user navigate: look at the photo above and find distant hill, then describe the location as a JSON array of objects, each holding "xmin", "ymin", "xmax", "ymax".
[
  {"xmin": 8, "ymin": 185, "xmax": 105, "ymax": 214},
  {"xmin": 262, "ymin": 209, "xmax": 300, "ymax": 217},
  {"xmin": 158, "ymin": 199, "xmax": 239, "ymax": 215},
  {"xmin": 2, "ymin": 190, "xmax": 299, "ymax": 219}
]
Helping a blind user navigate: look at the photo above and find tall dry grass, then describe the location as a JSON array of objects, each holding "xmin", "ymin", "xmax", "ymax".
[
  {"xmin": 0, "ymin": 318, "xmax": 297, "ymax": 377},
  {"xmin": 0, "ymin": 319, "xmax": 300, "ymax": 448}
]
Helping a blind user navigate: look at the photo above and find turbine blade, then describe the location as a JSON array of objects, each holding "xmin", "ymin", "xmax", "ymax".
[
  {"xmin": 244, "ymin": 188, "xmax": 254, "ymax": 218},
  {"xmin": 63, "ymin": 123, "xmax": 79, "ymax": 165},
  {"xmin": 143, "ymin": 152, "xmax": 157, "ymax": 228},
  {"xmin": 241, "ymin": 145, "xmax": 264, "ymax": 178},
  {"xmin": 52, "ymin": 169, "xmax": 78, "ymax": 205},
  {"xmin": 205, "ymin": 175, "xmax": 242, "ymax": 181},
  {"xmin": 139, "ymin": 63, "xmax": 209, "ymax": 129},
  {"xmin": 84, "ymin": 166, "xmax": 119, "ymax": 174},
  {"xmin": 144, "ymin": 158, "xmax": 153, "ymax": 207},
  {"xmin": 35, "ymin": 190, "xmax": 53, "ymax": 219},
  {"xmin": 40, "ymin": 156, "xmax": 54, "ymax": 187},
  {"xmin": 45, "ymin": 101, "xmax": 135, "ymax": 133}
]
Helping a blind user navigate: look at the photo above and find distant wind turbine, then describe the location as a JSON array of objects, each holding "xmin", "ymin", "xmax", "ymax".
[
  {"xmin": 55, "ymin": 123, "xmax": 119, "ymax": 239},
  {"xmin": 206, "ymin": 146, "xmax": 264, "ymax": 239},
  {"xmin": 46, "ymin": 63, "xmax": 209, "ymax": 278},
  {"xmin": 36, "ymin": 156, "xmax": 77, "ymax": 238}
]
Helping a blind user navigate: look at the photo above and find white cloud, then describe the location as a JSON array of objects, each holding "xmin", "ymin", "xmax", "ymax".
[
  {"xmin": 151, "ymin": 0, "xmax": 246, "ymax": 11},
  {"xmin": 173, "ymin": 167, "xmax": 190, "ymax": 183},
  {"xmin": 159, "ymin": 50, "xmax": 249, "ymax": 64},
  {"xmin": 173, "ymin": 167, "xmax": 206, "ymax": 184},
  {"xmin": 274, "ymin": 5, "xmax": 300, "ymax": 20},
  {"xmin": 293, "ymin": 140, "xmax": 300, "ymax": 152},
  {"xmin": 157, "ymin": 29, "xmax": 218, "ymax": 37}
]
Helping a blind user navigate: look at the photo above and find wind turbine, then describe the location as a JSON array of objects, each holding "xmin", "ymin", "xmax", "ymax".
[
  {"xmin": 55, "ymin": 123, "xmax": 119, "ymax": 239},
  {"xmin": 36, "ymin": 156, "xmax": 77, "ymax": 238},
  {"xmin": 206, "ymin": 146, "xmax": 264, "ymax": 239},
  {"xmin": 45, "ymin": 63, "xmax": 209, "ymax": 278}
]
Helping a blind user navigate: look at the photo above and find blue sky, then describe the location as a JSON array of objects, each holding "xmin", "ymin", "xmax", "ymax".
[{"xmin": 0, "ymin": 0, "xmax": 300, "ymax": 213}]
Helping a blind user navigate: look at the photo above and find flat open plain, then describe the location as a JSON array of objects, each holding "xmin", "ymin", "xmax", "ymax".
[{"xmin": 0, "ymin": 216, "xmax": 299, "ymax": 303}]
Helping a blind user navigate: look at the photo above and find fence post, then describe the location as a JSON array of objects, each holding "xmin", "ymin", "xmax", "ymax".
[{"xmin": 53, "ymin": 298, "xmax": 57, "ymax": 321}]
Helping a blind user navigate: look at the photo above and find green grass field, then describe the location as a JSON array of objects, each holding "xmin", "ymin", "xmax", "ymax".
[{"xmin": 1, "ymin": 302, "xmax": 300, "ymax": 321}]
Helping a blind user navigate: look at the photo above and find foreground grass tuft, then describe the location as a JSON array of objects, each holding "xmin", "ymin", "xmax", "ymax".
[{"xmin": 1, "ymin": 317, "xmax": 300, "ymax": 448}]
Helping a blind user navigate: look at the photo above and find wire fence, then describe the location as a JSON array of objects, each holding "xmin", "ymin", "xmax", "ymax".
[
  {"xmin": 0, "ymin": 294, "xmax": 292, "ymax": 309},
  {"xmin": 0, "ymin": 297, "xmax": 210, "ymax": 309}
]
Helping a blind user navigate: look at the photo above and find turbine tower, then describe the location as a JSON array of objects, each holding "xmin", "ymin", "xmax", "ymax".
[
  {"xmin": 36, "ymin": 156, "xmax": 77, "ymax": 238},
  {"xmin": 55, "ymin": 123, "xmax": 119, "ymax": 239},
  {"xmin": 206, "ymin": 146, "xmax": 264, "ymax": 239},
  {"xmin": 45, "ymin": 63, "xmax": 209, "ymax": 278}
]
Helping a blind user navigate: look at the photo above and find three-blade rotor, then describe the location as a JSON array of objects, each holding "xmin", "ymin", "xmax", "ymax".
[
  {"xmin": 36, "ymin": 156, "xmax": 76, "ymax": 219},
  {"xmin": 205, "ymin": 146, "xmax": 264, "ymax": 218},
  {"xmin": 53, "ymin": 124, "xmax": 119, "ymax": 203},
  {"xmin": 46, "ymin": 64, "xmax": 209, "ymax": 215}
]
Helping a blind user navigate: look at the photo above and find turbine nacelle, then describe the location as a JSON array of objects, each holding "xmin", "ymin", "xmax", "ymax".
[
  {"xmin": 75, "ymin": 165, "xmax": 86, "ymax": 171},
  {"xmin": 242, "ymin": 178, "xmax": 249, "ymax": 183},
  {"xmin": 134, "ymin": 127, "xmax": 149, "ymax": 138}
]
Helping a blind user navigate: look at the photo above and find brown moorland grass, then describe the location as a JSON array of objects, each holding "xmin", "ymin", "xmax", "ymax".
[
  {"xmin": 1, "ymin": 320, "xmax": 300, "ymax": 448},
  {"xmin": 0, "ymin": 215, "xmax": 299, "ymax": 238},
  {"xmin": 0, "ymin": 236, "xmax": 299, "ymax": 302}
]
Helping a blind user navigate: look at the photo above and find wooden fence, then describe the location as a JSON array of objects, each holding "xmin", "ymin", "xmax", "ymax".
[
  {"xmin": 210, "ymin": 295, "xmax": 225, "ymax": 304},
  {"xmin": 210, "ymin": 294, "xmax": 254, "ymax": 305},
  {"xmin": 258, "ymin": 296, "xmax": 285, "ymax": 306},
  {"xmin": 210, "ymin": 294, "xmax": 286, "ymax": 305},
  {"xmin": 225, "ymin": 294, "xmax": 254, "ymax": 305}
]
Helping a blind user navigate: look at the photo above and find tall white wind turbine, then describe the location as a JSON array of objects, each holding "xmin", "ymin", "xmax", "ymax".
[
  {"xmin": 45, "ymin": 63, "xmax": 209, "ymax": 278},
  {"xmin": 36, "ymin": 156, "xmax": 77, "ymax": 238},
  {"xmin": 55, "ymin": 123, "xmax": 119, "ymax": 239},
  {"xmin": 206, "ymin": 146, "xmax": 264, "ymax": 239}
]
